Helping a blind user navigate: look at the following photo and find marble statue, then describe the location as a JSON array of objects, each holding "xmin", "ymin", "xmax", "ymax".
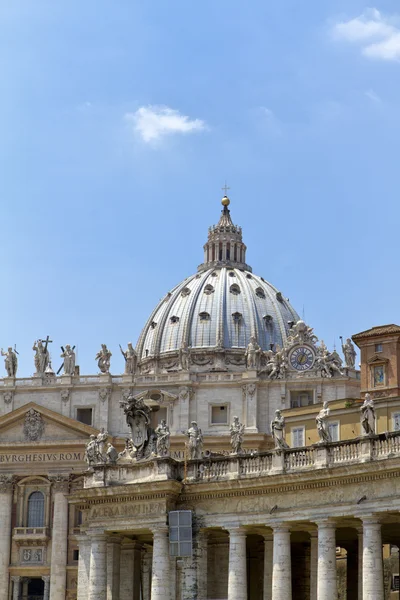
[
  {"xmin": 271, "ymin": 409, "xmax": 289, "ymax": 450},
  {"xmin": 60, "ymin": 345, "xmax": 75, "ymax": 375},
  {"xmin": 179, "ymin": 341, "xmax": 190, "ymax": 370},
  {"xmin": 315, "ymin": 342, "xmax": 343, "ymax": 378},
  {"xmin": 185, "ymin": 421, "xmax": 204, "ymax": 459},
  {"xmin": 316, "ymin": 401, "xmax": 331, "ymax": 443},
  {"xmin": 268, "ymin": 347, "xmax": 287, "ymax": 380},
  {"xmin": 120, "ymin": 343, "xmax": 137, "ymax": 375},
  {"xmin": 96, "ymin": 428, "xmax": 109, "ymax": 458},
  {"xmin": 106, "ymin": 443, "xmax": 119, "ymax": 464},
  {"xmin": 1, "ymin": 347, "xmax": 17, "ymax": 377},
  {"xmin": 84, "ymin": 431, "xmax": 110, "ymax": 466},
  {"xmin": 287, "ymin": 320, "xmax": 318, "ymax": 346},
  {"xmin": 341, "ymin": 337, "xmax": 357, "ymax": 368},
  {"xmin": 96, "ymin": 344, "xmax": 112, "ymax": 374},
  {"xmin": 361, "ymin": 393, "xmax": 376, "ymax": 436},
  {"xmin": 32, "ymin": 339, "xmax": 50, "ymax": 375},
  {"xmin": 84, "ymin": 435, "xmax": 98, "ymax": 466},
  {"xmin": 155, "ymin": 419, "xmax": 171, "ymax": 457},
  {"xmin": 245, "ymin": 336, "xmax": 262, "ymax": 370},
  {"xmin": 230, "ymin": 416, "xmax": 245, "ymax": 454},
  {"xmin": 120, "ymin": 393, "xmax": 154, "ymax": 459}
]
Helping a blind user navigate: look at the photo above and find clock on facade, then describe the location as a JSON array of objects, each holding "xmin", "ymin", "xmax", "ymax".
[{"xmin": 289, "ymin": 346, "xmax": 315, "ymax": 371}]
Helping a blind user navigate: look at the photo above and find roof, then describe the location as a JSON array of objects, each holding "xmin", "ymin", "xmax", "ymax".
[{"xmin": 352, "ymin": 324, "xmax": 400, "ymax": 342}]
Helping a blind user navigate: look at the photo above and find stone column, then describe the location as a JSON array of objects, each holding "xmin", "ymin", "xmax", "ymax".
[
  {"xmin": 77, "ymin": 534, "xmax": 91, "ymax": 600},
  {"xmin": 151, "ymin": 527, "xmax": 171, "ymax": 600},
  {"xmin": 11, "ymin": 576, "xmax": 20, "ymax": 600},
  {"xmin": 357, "ymin": 529, "xmax": 363, "ymax": 600},
  {"xmin": 107, "ymin": 536, "xmax": 121, "ymax": 600},
  {"xmin": 309, "ymin": 532, "xmax": 317, "ymax": 600},
  {"xmin": 197, "ymin": 531, "xmax": 208, "ymax": 600},
  {"xmin": 316, "ymin": 520, "xmax": 337, "ymax": 600},
  {"xmin": 263, "ymin": 534, "xmax": 273, "ymax": 600},
  {"xmin": 227, "ymin": 527, "xmax": 247, "ymax": 600},
  {"xmin": 120, "ymin": 540, "xmax": 134, "ymax": 600},
  {"xmin": 362, "ymin": 516, "xmax": 384, "ymax": 600},
  {"xmin": 42, "ymin": 575, "xmax": 51, "ymax": 600},
  {"xmin": 49, "ymin": 475, "xmax": 70, "ymax": 600},
  {"xmin": 0, "ymin": 476, "xmax": 13, "ymax": 600},
  {"xmin": 272, "ymin": 524, "xmax": 291, "ymax": 600},
  {"xmin": 88, "ymin": 532, "xmax": 107, "ymax": 600},
  {"xmin": 141, "ymin": 547, "xmax": 152, "ymax": 600},
  {"xmin": 182, "ymin": 553, "xmax": 197, "ymax": 600}
]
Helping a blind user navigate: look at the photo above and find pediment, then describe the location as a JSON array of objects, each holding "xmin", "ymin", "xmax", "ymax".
[
  {"xmin": 367, "ymin": 354, "xmax": 389, "ymax": 365},
  {"xmin": 0, "ymin": 402, "xmax": 98, "ymax": 444}
]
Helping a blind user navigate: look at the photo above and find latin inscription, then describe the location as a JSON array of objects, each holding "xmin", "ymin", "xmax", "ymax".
[
  {"xmin": 91, "ymin": 502, "xmax": 164, "ymax": 519},
  {"xmin": 0, "ymin": 452, "xmax": 82, "ymax": 463}
]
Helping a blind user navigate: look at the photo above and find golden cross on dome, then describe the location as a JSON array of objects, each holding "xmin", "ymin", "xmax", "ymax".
[{"xmin": 221, "ymin": 181, "xmax": 230, "ymax": 195}]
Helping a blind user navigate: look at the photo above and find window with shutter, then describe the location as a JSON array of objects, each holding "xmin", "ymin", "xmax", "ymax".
[
  {"xmin": 393, "ymin": 413, "xmax": 400, "ymax": 431},
  {"xmin": 292, "ymin": 427, "xmax": 305, "ymax": 448},
  {"xmin": 328, "ymin": 422, "xmax": 340, "ymax": 442}
]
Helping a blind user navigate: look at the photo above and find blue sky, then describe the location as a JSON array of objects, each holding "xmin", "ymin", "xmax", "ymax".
[{"xmin": 1, "ymin": 1, "xmax": 400, "ymax": 376}]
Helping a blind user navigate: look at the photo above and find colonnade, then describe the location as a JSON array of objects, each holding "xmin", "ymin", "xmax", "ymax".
[{"xmin": 77, "ymin": 514, "xmax": 387, "ymax": 600}]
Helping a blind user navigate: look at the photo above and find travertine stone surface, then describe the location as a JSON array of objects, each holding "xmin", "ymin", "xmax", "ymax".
[
  {"xmin": 263, "ymin": 535, "xmax": 273, "ymax": 600},
  {"xmin": 316, "ymin": 520, "xmax": 337, "ymax": 600},
  {"xmin": 50, "ymin": 482, "xmax": 69, "ymax": 600},
  {"xmin": 227, "ymin": 527, "xmax": 247, "ymax": 600},
  {"xmin": 309, "ymin": 532, "xmax": 317, "ymax": 600},
  {"xmin": 88, "ymin": 533, "xmax": 107, "ymax": 600},
  {"xmin": 107, "ymin": 536, "xmax": 121, "ymax": 600},
  {"xmin": 272, "ymin": 525, "xmax": 291, "ymax": 600},
  {"xmin": 120, "ymin": 541, "xmax": 134, "ymax": 600},
  {"xmin": 141, "ymin": 548, "xmax": 152, "ymax": 600},
  {"xmin": 362, "ymin": 516, "xmax": 384, "ymax": 600},
  {"xmin": 151, "ymin": 527, "xmax": 171, "ymax": 600},
  {"xmin": 42, "ymin": 575, "xmax": 50, "ymax": 600},
  {"xmin": 77, "ymin": 535, "xmax": 91, "ymax": 600},
  {"xmin": 11, "ymin": 576, "xmax": 20, "ymax": 600},
  {"xmin": 181, "ymin": 553, "xmax": 197, "ymax": 600},
  {"xmin": 0, "ymin": 481, "xmax": 13, "ymax": 600},
  {"xmin": 197, "ymin": 531, "xmax": 208, "ymax": 600},
  {"xmin": 357, "ymin": 530, "xmax": 363, "ymax": 600}
]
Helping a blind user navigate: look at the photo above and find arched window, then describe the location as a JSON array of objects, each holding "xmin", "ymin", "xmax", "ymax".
[{"xmin": 27, "ymin": 491, "xmax": 45, "ymax": 527}]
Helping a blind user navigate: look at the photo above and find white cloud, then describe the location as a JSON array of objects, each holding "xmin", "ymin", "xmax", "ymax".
[
  {"xmin": 365, "ymin": 89, "xmax": 382, "ymax": 103},
  {"xmin": 125, "ymin": 105, "xmax": 207, "ymax": 143},
  {"xmin": 332, "ymin": 8, "xmax": 400, "ymax": 61}
]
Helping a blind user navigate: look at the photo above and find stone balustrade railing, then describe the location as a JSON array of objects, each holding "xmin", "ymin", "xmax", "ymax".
[{"xmin": 86, "ymin": 432, "xmax": 400, "ymax": 489}]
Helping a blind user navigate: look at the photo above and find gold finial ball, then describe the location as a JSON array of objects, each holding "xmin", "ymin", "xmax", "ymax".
[{"xmin": 221, "ymin": 195, "xmax": 230, "ymax": 207}]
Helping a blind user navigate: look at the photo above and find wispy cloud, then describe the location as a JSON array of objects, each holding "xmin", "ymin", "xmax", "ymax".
[
  {"xmin": 125, "ymin": 105, "xmax": 207, "ymax": 143},
  {"xmin": 332, "ymin": 8, "xmax": 400, "ymax": 61},
  {"xmin": 365, "ymin": 89, "xmax": 382, "ymax": 103}
]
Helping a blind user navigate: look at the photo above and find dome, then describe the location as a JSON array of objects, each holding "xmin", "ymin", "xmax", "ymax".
[{"xmin": 136, "ymin": 196, "xmax": 300, "ymax": 362}]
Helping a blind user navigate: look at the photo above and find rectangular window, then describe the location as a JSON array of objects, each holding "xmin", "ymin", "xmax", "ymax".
[
  {"xmin": 73, "ymin": 549, "xmax": 79, "ymax": 561},
  {"xmin": 393, "ymin": 413, "xmax": 400, "ymax": 432},
  {"xmin": 169, "ymin": 510, "xmax": 192, "ymax": 557},
  {"xmin": 76, "ymin": 408, "xmax": 93, "ymax": 426},
  {"xmin": 392, "ymin": 575, "xmax": 400, "ymax": 591},
  {"xmin": 211, "ymin": 405, "xmax": 228, "ymax": 425},
  {"xmin": 375, "ymin": 343, "xmax": 383, "ymax": 353},
  {"xmin": 290, "ymin": 390, "xmax": 313, "ymax": 408},
  {"xmin": 291, "ymin": 427, "xmax": 305, "ymax": 448},
  {"xmin": 328, "ymin": 422, "xmax": 340, "ymax": 442}
]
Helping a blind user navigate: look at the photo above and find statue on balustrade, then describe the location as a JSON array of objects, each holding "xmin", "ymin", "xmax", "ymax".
[
  {"xmin": 60, "ymin": 344, "xmax": 75, "ymax": 375},
  {"xmin": 315, "ymin": 341, "xmax": 343, "ymax": 378},
  {"xmin": 84, "ymin": 435, "xmax": 98, "ymax": 466},
  {"xmin": 84, "ymin": 430, "xmax": 110, "ymax": 466},
  {"xmin": 245, "ymin": 336, "xmax": 262, "ymax": 370},
  {"xmin": 96, "ymin": 344, "xmax": 112, "ymax": 373},
  {"xmin": 33, "ymin": 339, "xmax": 50, "ymax": 375},
  {"xmin": 361, "ymin": 393, "xmax": 376, "ymax": 436},
  {"xmin": 120, "ymin": 342, "xmax": 137, "ymax": 375},
  {"xmin": 340, "ymin": 336, "xmax": 357, "ymax": 368},
  {"xmin": 1, "ymin": 347, "xmax": 18, "ymax": 377},
  {"xmin": 120, "ymin": 392, "xmax": 155, "ymax": 459},
  {"xmin": 185, "ymin": 421, "xmax": 204, "ymax": 459},
  {"xmin": 230, "ymin": 416, "xmax": 245, "ymax": 454},
  {"xmin": 106, "ymin": 443, "xmax": 119, "ymax": 464},
  {"xmin": 155, "ymin": 419, "xmax": 171, "ymax": 457},
  {"xmin": 271, "ymin": 409, "xmax": 289, "ymax": 450},
  {"xmin": 179, "ymin": 341, "xmax": 191, "ymax": 370},
  {"xmin": 316, "ymin": 401, "xmax": 331, "ymax": 443}
]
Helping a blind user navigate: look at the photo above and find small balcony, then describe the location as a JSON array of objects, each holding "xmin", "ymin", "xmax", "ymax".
[{"xmin": 13, "ymin": 527, "xmax": 50, "ymax": 546}]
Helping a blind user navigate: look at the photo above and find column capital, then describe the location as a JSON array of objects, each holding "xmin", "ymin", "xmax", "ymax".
[
  {"xmin": 87, "ymin": 528, "xmax": 107, "ymax": 541},
  {"xmin": 49, "ymin": 474, "xmax": 70, "ymax": 493},
  {"xmin": 361, "ymin": 514, "xmax": 381, "ymax": 526},
  {"xmin": 314, "ymin": 518, "xmax": 337, "ymax": 529},
  {"xmin": 10, "ymin": 576, "xmax": 21, "ymax": 583},
  {"xmin": 224, "ymin": 525, "xmax": 247, "ymax": 536},
  {"xmin": 42, "ymin": 576, "xmax": 51, "ymax": 583},
  {"xmin": 0, "ymin": 474, "xmax": 14, "ymax": 493},
  {"xmin": 107, "ymin": 535, "xmax": 122, "ymax": 545},
  {"xmin": 151, "ymin": 525, "xmax": 169, "ymax": 537},
  {"xmin": 270, "ymin": 522, "xmax": 291, "ymax": 534}
]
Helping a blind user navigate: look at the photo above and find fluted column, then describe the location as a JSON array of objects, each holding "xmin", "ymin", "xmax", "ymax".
[
  {"xmin": 227, "ymin": 527, "xmax": 247, "ymax": 600},
  {"xmin": 88, "ymin": 532, "xmax": 107, "ymax": 600},
  {"xmin": 77, "ymin": 534, "xmax": 91, "ymax": 600},
  {"xmin": 151, "ymin": 527, "xmax": 171, "ymax": 600},
  {"xmin": 42, "ymin": 576, "xmax": 50, "ymax": 600},
  {"xmin": 11, "ymin": 576, "xmax": 20, "ymax": 600},
  {"xmin": 196, "ymin": 530, "xmax": 208, "ymax": 600},
  {"xmin": 0, "ymin": 476, "xmax": 13, "ymax": 600},
  {"xmin": 272, "ymin": 524, "xmax": 291, "ymax": 600},
  {"xmin": 316, "ymin": 520, "xmax": 337, "ymax": 600},
  {"xmin": 107, "ymin": 536, "xmax": 121, "ymax": 600},
  {"xmin": 310, "ymin": 532, "xmax": 317, "ymax": 600},
  {"xmin": 49, "ymin": 475, "xmax": 69, "ymax": 600},
  {"xmin": 362, "ymin": 516, "xmax": 384, "ymax": 600},
  {"xmin": 263, "ymin": 534, "xmax": 273, "ymax": 600}
]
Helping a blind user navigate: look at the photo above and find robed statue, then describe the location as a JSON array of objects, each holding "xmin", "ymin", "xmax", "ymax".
[
  {"xmin": 96, "ymin": 344, "xmax": 112, "ymax": 374},
  {"xmin": 361, "ymin": 393, "xmax": 375, "ymax": 436},
  {"xmin": 271, "ymin": 410, "xmax": 289, "ymax": 450},
  {"xmin": 1, "ymin": 347, "xmax": 18, "ymax": 377}
]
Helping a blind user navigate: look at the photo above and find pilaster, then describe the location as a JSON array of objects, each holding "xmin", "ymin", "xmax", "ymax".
[
  {"xmin": 0, "ymin": 476, "xmax": 13, "ymax": 600},
  {"xmin": 77, "ymin": 534, "xmax": 91, "ymax": 600},
  {"xmin": 107, "ymin": 536, "xmax": 121, "ymax": 600}
]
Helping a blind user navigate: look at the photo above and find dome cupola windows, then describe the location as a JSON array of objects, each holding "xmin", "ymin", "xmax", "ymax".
[{"xmin": 230, "ymin": 284, "xmax": 241, "ymax": 295}]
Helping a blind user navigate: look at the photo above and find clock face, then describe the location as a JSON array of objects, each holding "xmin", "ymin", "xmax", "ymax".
[{"xmin": 290, "ymin": 346, "xmax": 315, "ymax": 371}]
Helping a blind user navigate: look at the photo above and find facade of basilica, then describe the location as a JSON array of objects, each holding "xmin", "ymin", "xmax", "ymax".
[{"xmin": 1, "ymin": 196, "xmax": 400, "ymax": 600}]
